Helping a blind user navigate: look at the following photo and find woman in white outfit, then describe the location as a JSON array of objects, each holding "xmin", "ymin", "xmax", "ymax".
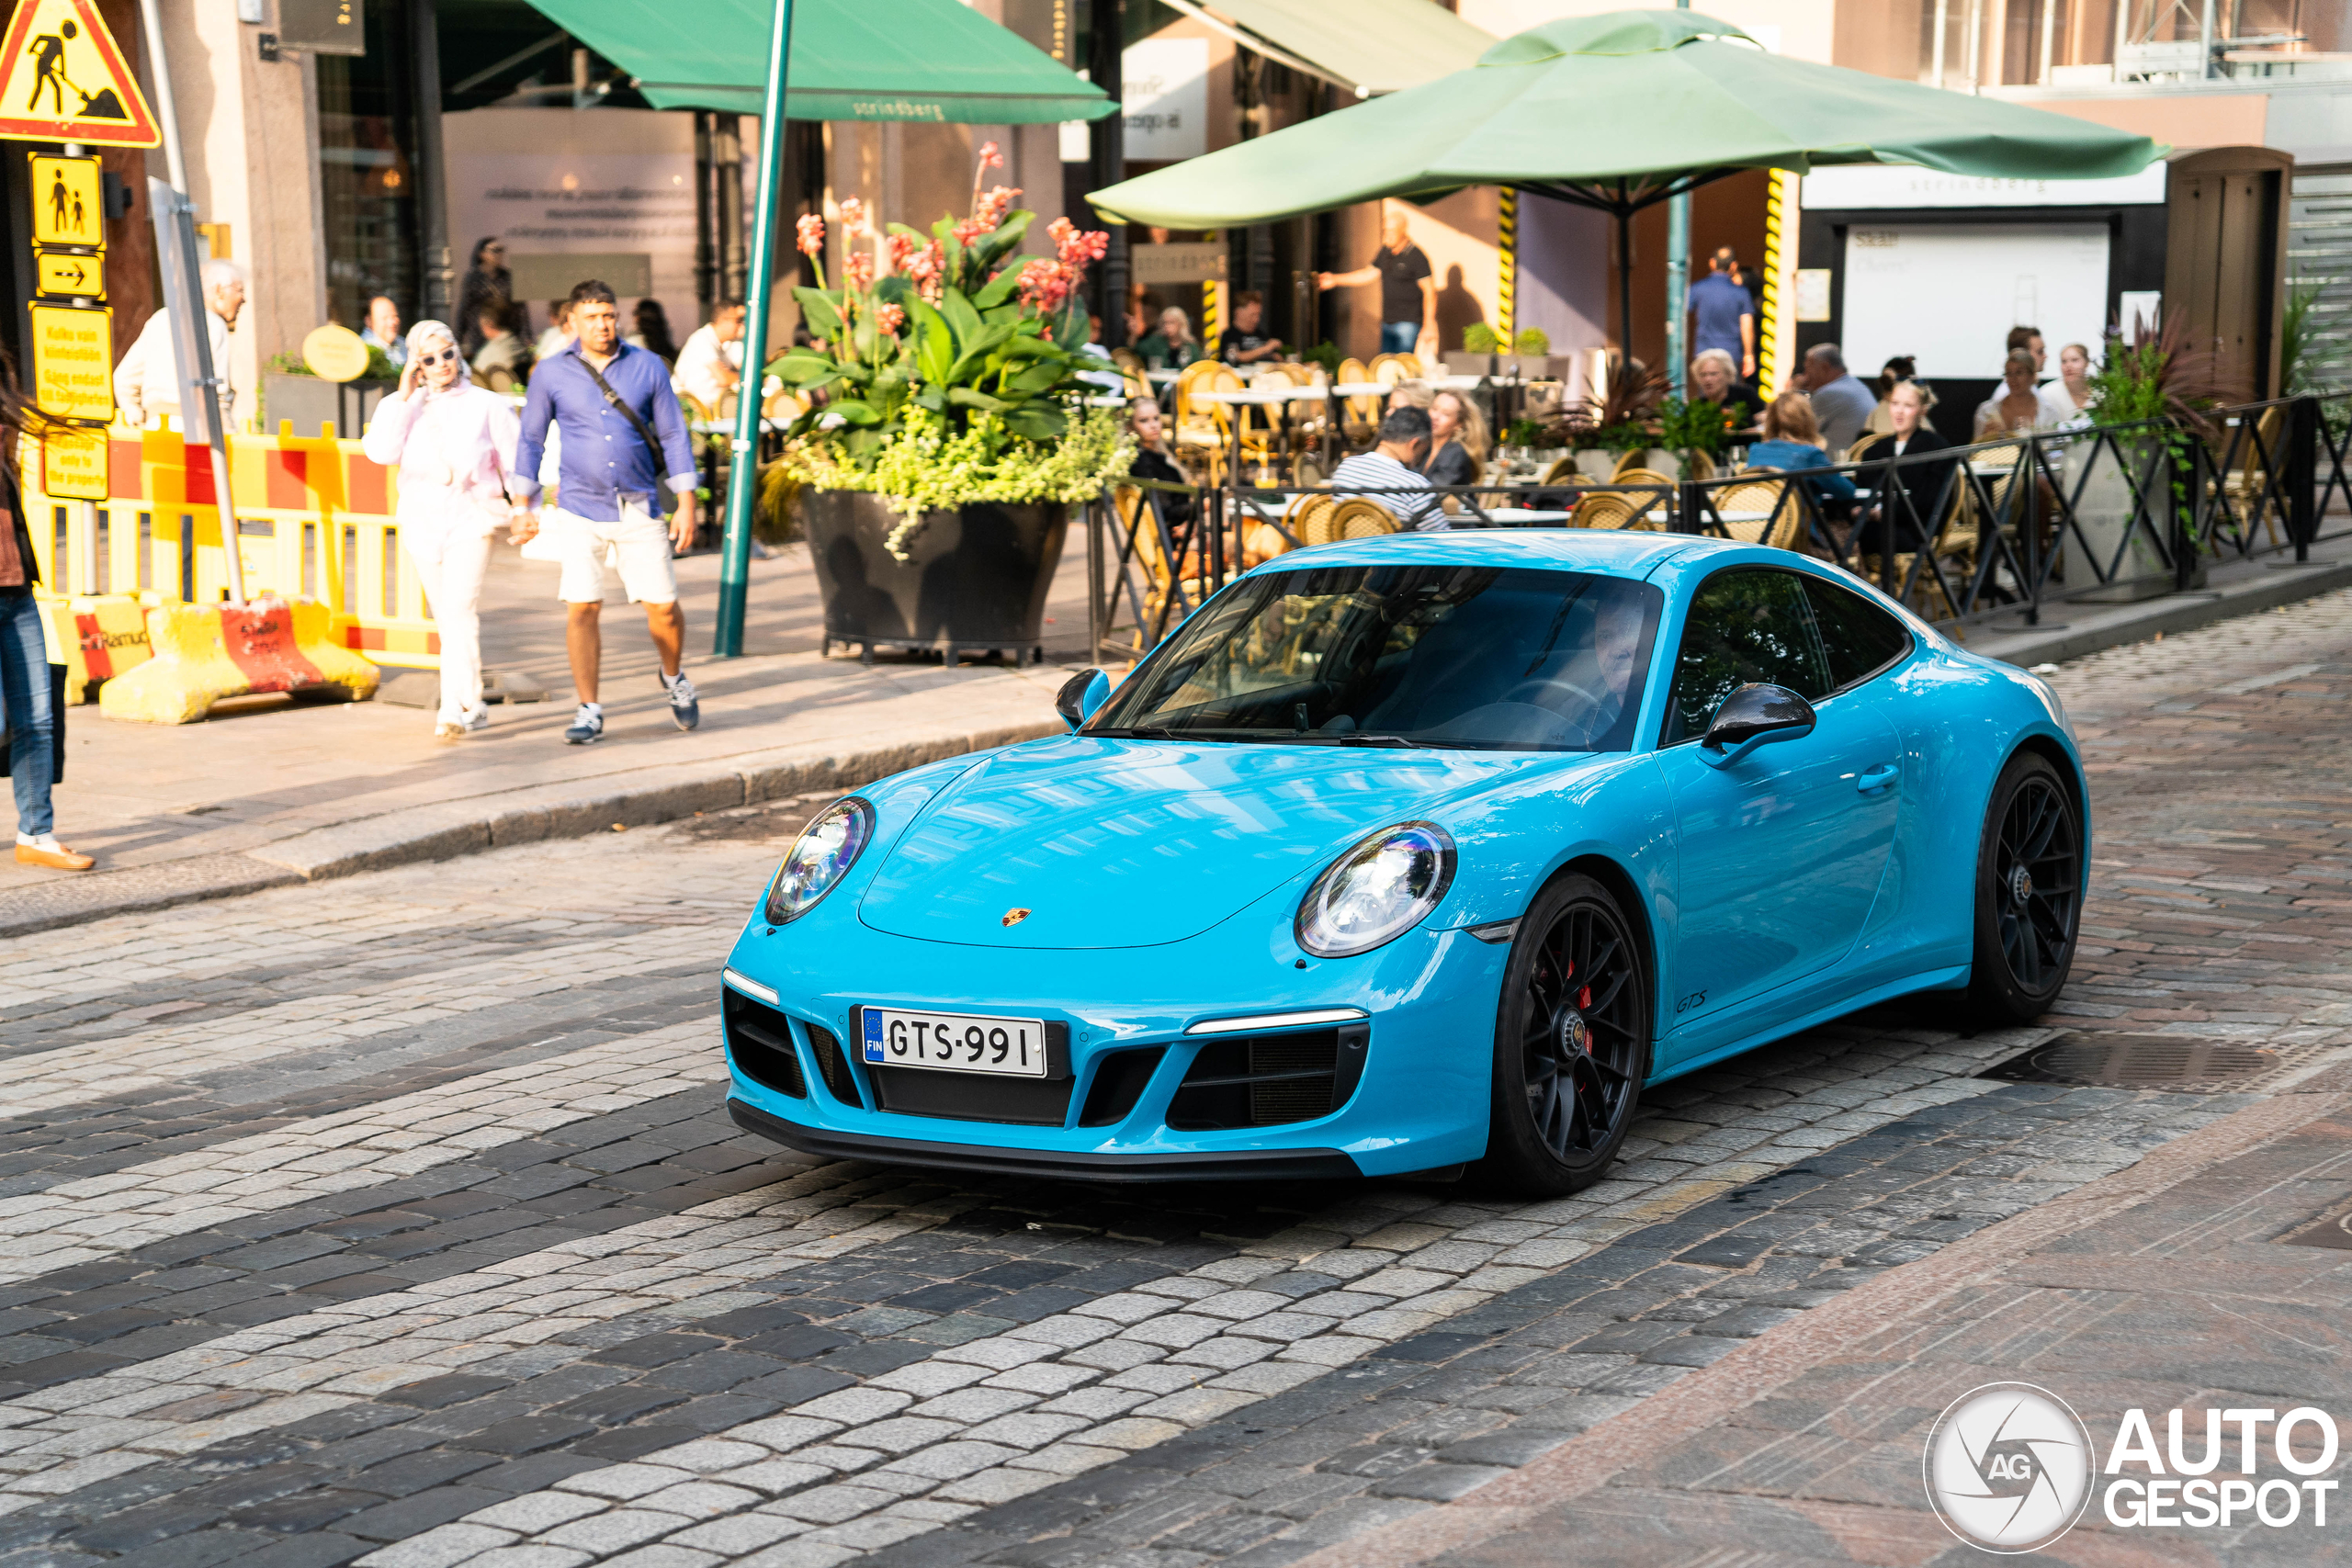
[{"xmin": 360, "ymin": 320, "xmax": 521, "ymax": 739}]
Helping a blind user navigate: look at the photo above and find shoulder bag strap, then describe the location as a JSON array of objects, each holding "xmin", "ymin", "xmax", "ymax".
[{"xmin": 574, "ymin": 354, "xmax": 667, "ymax": 477}]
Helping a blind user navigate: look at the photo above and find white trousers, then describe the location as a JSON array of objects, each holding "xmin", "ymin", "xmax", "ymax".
[{"xmin": 402, "ymin": 513, "xmax": 494, "ymax": 724}]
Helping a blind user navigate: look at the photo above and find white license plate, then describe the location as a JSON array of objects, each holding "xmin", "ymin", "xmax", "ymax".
[{"xmin": 861, "ymin": 1007, "xmax": 1049, "ymax": 1078}]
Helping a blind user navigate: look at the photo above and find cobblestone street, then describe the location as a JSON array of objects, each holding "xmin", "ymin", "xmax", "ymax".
[{"xmin": 0, "ymin": 593, "xmax": 2346, "ymax": 1568}]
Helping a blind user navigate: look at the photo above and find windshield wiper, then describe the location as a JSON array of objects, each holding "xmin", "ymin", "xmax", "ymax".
[
  {"xmin": 1093, "ymin": 725, "xmax": 1182, "ymax": 739},
  {"xmin": 1335, "ymin": 733, "xmax": 1433, "ymax": 748}
]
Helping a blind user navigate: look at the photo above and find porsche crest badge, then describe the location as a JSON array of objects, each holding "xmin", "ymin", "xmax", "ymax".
[{"xmin": 1002, "ymin": 908, "xmax": 1031, "ymax": 927}]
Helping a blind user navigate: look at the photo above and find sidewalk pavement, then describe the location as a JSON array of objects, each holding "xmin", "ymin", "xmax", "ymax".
[
  {"xmin": 0, "ymin": 524, "xmax": 2344, "ymax": 942},
  {"xmin": 0, "ymin": 534, "xmax": 1104, "ymax": 937},
  {"xmin": 1291, "ymin": 1058, "xmax": 2352, "ymax": 1568}
]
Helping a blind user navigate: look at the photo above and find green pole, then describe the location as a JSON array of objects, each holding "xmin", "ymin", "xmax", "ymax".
[
  {"xmin": 1663, "ymin": 0, "xmax": 1690, "ymax": 399},
  {"xmin": 715, "ymin": 0, "xmax": 796, "ymax": 658}
]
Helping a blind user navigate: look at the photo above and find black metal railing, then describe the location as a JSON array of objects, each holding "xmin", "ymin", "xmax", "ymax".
[{"xmin": 1085, "ymin": 393, "xmax": 2352, "ymax": 658}]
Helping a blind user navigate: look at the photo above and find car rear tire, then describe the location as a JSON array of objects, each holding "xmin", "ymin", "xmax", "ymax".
[
  {"xmin": 1965, "ymin": 751, "xmax": 2083, "ymax": 1024},
  {"xmin": 1470, "ymin": 873, "xmax": 1653, "ymax": 1197}
]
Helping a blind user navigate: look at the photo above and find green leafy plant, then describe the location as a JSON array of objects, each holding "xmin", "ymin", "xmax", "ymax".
[
  {"xmin": 1502, "ymin": 416, "xmax": 1546, "ymax": 448},
  {"xmin": 1461, "ymin": 322, "xmax": 1498, "ymax": 355},
  {"xmin": 1552, "ymin": 355, "xmax": 1668, "ymax": 450},
  {"xmin": 1301, "ymin": 340, "xmax": 1345, "ymax": 377},
  {"xmin": 770, "ymin": 164, "xmax": 1130, "ymax": 558},
  {"xmin": 2280, "ymin": 280, "xmax": 2320, "ymax": 398},
  {"xmin": 2087, "ymin": 312, "xmax": 2245, "ymax": 547},
  {"xmin": 1657, "ymin": 395, "xmax": 1744, "ymax": 457},
  {"xmin": 1513, "ymin": 327, "xmax": 1550, "ymax": 356}
]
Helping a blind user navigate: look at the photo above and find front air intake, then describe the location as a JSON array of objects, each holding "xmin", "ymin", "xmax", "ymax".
[
  {"xmin": 724, "ymin": 987, "xmax": 806, "ymax": 1098},
  {"xmin": 1166, "ymin": 1024, "xmax": 1368, "ymax": 1130}
]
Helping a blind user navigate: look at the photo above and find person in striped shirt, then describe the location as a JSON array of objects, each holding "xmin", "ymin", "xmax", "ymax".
[{"xmin": 1329, "ymin": 405, "xmax": 1442, "ymax": 531}]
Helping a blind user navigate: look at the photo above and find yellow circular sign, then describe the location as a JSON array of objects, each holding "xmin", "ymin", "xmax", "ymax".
[{"xmin": 303, "ymin": 323, "xmax": 372, "ymax": 383}]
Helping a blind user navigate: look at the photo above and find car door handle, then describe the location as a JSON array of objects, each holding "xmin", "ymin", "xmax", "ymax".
[{"xmin": 1855, "ymin": 763, "xmax": 1900, "ymax": 794}]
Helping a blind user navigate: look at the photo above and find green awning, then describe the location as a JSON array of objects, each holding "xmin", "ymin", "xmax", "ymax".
[
  {"xmin": 533, "ymin": 0, "xmax": 1117, "ymax": 122},
  {"xmin": 1165, "ymin": 0, "xmax": 1493, "ymax": 96}
]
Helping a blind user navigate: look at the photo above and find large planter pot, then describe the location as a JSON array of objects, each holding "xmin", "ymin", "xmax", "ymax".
[
  {"xmin": 803, "ymin": 490, "xmax": 1067, "ymax": 665},
  {"xmin": 2062, "ymin": 437, "xmax": 2184, "ymax": 599},
  {"xmin": 262, "ymin": 372, "xmax": 392, "ymax": 438}
]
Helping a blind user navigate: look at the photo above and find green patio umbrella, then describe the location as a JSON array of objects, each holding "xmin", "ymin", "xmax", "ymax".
[{"xmin": 1089, "ymin": 9, "xmax": 2164, "ymax": 354}]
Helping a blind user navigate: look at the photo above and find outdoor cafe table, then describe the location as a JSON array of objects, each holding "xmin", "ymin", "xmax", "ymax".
[{"xmin": 1189, "ymin": 385, "xmax": 1333, "ymax": 483}]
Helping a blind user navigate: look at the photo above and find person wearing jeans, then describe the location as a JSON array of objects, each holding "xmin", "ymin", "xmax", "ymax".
[
  {"xmin": 0, "ymin": 348, "xmax": 87, "ymax": 871},
  {"xmin": 360, "ymin": 319, "xmax": 522, "ymax": 739},
  {"xmin": 1317, "ymin": 209, "xmax": 1435, "ymax": 363}
]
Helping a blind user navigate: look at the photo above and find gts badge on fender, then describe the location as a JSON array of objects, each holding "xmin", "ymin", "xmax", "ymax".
[{"xmin": 1676, "ymin": 989, "xmax": 1708, "ymax": 1015}]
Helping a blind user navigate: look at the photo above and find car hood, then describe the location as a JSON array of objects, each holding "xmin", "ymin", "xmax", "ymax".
[{"xmin": 857, "ymin": 738, "xmax": 1542, "ymax": 949}]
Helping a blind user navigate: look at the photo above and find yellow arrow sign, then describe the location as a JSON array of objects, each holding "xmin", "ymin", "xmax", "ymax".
[{"xmin": 34, "ymin": 248, "xmax": 101, "ymax": 299}]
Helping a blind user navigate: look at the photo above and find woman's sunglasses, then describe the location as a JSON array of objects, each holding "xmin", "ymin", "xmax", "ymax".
[{"xmin": 417, "ymin": 348, "xmax": 459, "ymax": 367}]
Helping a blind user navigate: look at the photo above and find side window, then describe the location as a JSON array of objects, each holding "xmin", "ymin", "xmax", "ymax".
[
  {"xmin": 1803, "ymin": 575, "xmax": 1913, "ymax": 691},
  {"xmin": 1664, "ymin": 570, "xmax": 1830, "ymax": 745}
]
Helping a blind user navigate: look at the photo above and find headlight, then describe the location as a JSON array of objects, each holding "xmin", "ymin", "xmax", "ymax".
[
  {"xmin": 765, "ymin": 797, "xmax": 875, "ymax": 923},
  {"xmin": 1295, "ymin": 822, "xmax": 1456, "ymax": 958}
]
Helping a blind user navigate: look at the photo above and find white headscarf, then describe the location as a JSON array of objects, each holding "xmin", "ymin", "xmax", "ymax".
[{"xmin": 406, "ymin": 319, "xmax": 470, "ymax": 393}]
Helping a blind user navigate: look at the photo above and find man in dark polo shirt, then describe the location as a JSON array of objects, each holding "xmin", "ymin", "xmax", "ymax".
[
  {"xmin": 1318, "ymin": 209, "xmax": 1435, "ymax": 358},
  {"xmin": 1687, "ymin": 247, "xmax": 1757, "ymax": 386}
]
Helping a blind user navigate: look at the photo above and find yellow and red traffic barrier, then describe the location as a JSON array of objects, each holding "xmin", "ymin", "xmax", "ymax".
[{"xmin": 99, "ymin": 593, "xmax": 379, "ymax": 726}]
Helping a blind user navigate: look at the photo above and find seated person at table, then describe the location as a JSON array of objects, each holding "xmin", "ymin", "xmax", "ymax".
[
  {"xmin": 1330, "ymin": 405, "xmax": 1440, "ymax": 530},
  {"xmin": 1973, "ymin": 349, "xmax": 2042, "ymax": 439},
  {"xmin": 1136, "ymin": 306, "xmax": 1203, "ymax": 370},
  {"xmin": 1862, "ymin": 355, "xmax": 1921, "ymax": 436},
  {"xmin": 1217, "ymin": 291, "xmax": 1283, "ymax": 367},
  {"xmin": 2037, "ymin": 342, "xmax": 2094, "ymax": 429},
  {"xmin": 1420, "ymin": 389, "xmax": 1488, "ymax": 489},
  {"xmin": 1857, "ymin": 379, "xmax": 1955, "ymax": 556},
  {"xmin": 1746, "ymin": 391, "xmax": 1855, "ymax": 502},
  {"xmin": 1385, "ymin": 378, "xmax": 1432, "ymax": 415},
  {"xmin": 1794, "ymin": 343, "xmax": 1875, "ymax": 456},
  {"xmin": 1125, "ymin": 398, "xmax": 1193, "ymax": 526},
  {"xmin": 1688, "ymin": 347, "xmax": 1742, "ymax": 411}
]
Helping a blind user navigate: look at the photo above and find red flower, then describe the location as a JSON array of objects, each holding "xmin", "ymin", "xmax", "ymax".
[
  {"xmin": 795, "ymin": 214, "xmax": 825, "ymax": 255},
  {"xmin": 977, "ymin": 140, "xmax": 1003, "ymax": 170},
  {"xmin": 843, "ymin": 250, "xmax": 875, "ymax": 291},
  {"xmin": 974, "ymin": 185, "xmax": 1023, "ymax": 230},
  {"xmin": 886, "ymin": 232, "xmax": 918, "ymax": 272},
  {"xmin": 1047, "ymin": 216, "xmax": 1109, "ymax": 270},
  {"xmin": 838, "ymin": 196, "xmax": 869, "ymax": 236},
  {"xmin": 875, "ymin": 303, "xmax": 907, "ymax": 335},
  {"xmin": 1015, "ymin": 256, "xmax": 1076, "ymax": 311}
]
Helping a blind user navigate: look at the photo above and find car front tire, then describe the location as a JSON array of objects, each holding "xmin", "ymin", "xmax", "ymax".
[
  {"xmin": 1471, "ymin": 873, "xmax": 1654, "ymax": 1197},
  {"xmin": 1965, "ymin": 750, "xmax": 2084, "ymax": 1024}
]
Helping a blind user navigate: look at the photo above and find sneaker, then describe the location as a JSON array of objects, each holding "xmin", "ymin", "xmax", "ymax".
[
  {"xmin": 435, "ymin": 705, "xmax": 490, "ymax": 742},
  {"xmin": 564, "ymin": 704, "xmax": 605, "ymax": 744},
  {"xmin": 662, "ymin": 671, "xmax": 700, "ymax": 732}
]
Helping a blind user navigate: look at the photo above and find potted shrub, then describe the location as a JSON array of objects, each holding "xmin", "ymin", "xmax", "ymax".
[
  {"xmin": 1552, "ymin": 356, "xmax": 1667, "ymax": 480},
  {"xmin": 772, "ymin": 166, "xmax": 1128, "ymax": 662},
  {"xmin": 2069, "ymin": 316, "xmax": 2235, "ymax": 597}
]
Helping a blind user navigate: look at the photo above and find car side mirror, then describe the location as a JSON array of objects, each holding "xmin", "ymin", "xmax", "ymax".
[
  {"xmin": 1056, "ymin": 667, "xmax": 1112, "ymax": 731},
  {"xmin": 1700, "ymin": 682, "xmax": 1816, "ymax": 768}
]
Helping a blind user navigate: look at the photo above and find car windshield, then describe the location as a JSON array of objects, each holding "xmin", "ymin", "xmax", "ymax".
[{"xmin": 1089, "ymin": 564, "xmax": 1665, "ymax": 752}]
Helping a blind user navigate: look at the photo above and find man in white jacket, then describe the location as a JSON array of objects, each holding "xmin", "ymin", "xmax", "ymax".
[{"xmin": 114, "ymin": 259, "xmax": 245, "ymax": 429}]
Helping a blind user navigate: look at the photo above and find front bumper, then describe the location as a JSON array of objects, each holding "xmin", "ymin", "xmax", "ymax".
[
  {"xmin": 729, "ymin": 1100, "xmax": 1361, "ymax": 1183},
  {"xmin": 720, "ymin": 892, "xmax": 1511, "ymax": 1182}
]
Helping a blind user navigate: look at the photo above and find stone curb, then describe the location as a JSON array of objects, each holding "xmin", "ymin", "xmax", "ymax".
[
  {"xmin": 0, "ymin": 720, "xmax": 1060, "ymax": 942},
  {"xmin": 1967, "ymin": 542, "xmax": 2352, "ymax": 667}
]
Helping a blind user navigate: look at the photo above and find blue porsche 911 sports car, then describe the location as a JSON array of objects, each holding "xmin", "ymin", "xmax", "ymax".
[{"xmin": 720, "ymin": 531, "xmax": 2085, "ymax": 1194}]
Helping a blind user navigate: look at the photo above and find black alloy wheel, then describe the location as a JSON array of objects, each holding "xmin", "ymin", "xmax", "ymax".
[
  {"xmin": 1473, "ymin": 873, "xmax": 1652, "ymax": 1196},
  {"xmin": 1967, "ymin": 751, "xmax": 2083, "ymax": 1023}
]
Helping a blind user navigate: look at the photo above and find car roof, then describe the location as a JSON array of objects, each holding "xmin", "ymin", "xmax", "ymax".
[{"xmin": 1251, "ymin": 529, "xmax": 1713, "ymax": 579}]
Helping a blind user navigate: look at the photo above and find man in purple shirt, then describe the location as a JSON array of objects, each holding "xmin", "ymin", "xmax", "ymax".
[{"xmin": 513, "ymin": 280, "xmax": 701, "ymax": 743}]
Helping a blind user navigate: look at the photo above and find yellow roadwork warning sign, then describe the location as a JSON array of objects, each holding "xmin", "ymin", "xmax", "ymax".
[
  {"xmin": 0, "ymin": 0, "xmax": 158, "ymax": 148},
  {"xmin": 28, "ymin": 302, "xmax": 111, "ymax": 423},
  {"xmin": 41, "ymin": 424, "xmax": 105, "ymax": 501},
  {"xmin": 28, "ymin": 152, "xmax": 101, "ymax": 245}
]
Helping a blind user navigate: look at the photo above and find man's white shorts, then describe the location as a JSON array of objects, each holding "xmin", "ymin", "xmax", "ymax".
[{"xmin": 548, "ymin": 498, "xmax": 678, "ymax": 604}]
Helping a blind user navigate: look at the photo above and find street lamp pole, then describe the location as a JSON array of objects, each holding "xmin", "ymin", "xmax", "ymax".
[{"xmin": 714, "ymin": 0, "xmax": 797, "ymax": 659}]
